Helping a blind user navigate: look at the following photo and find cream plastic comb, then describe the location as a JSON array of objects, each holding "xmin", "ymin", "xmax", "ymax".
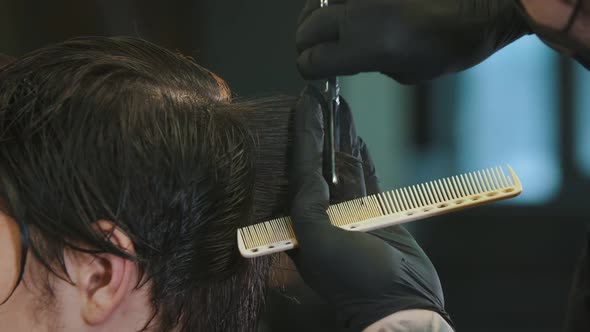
[{"xmin": 238, "ymin": 165, "xmax": 522, "ymax": 258}]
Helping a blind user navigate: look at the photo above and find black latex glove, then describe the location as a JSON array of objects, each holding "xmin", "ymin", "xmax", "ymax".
[
  {"xmin": 288, "ymin": 86, "xmax": 447, "ymax": 330},
  {"xmin": 296, "ymin": 0, "xmax": 531, "ymax": 84}
]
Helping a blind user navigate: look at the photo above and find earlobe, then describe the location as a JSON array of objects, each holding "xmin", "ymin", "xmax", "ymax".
[{"xmin": 77, "ymin": 220, "xmax": 136, "ymax": 326}]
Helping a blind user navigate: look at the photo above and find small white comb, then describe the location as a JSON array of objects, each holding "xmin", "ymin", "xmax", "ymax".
[{"xmin": 238, "ymin": 165, "xmax": 522, "ymax": 258}]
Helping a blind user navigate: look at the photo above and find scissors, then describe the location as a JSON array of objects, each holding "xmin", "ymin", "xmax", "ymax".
[{"xmin": 321, "ymin": 0, "xmax": 340, "ymax": 185}]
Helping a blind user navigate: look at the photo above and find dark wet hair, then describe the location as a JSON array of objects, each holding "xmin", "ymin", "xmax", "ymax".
[{"xmin": 0, "ymin": 36, "xmax": 294, "ymax": 332}]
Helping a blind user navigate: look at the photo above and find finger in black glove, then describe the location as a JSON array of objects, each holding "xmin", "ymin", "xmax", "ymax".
[{"xmin": 296, "ymin": 0, "xmax": 531, "ymax": 84}]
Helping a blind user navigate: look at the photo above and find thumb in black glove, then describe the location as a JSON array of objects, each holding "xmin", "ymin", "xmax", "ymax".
[
  {"xmin": 288, "ymin": 85, "xmax": 451, "ymax": 330},
  {"xmin": 296, "ymin": 0, "xmax": 531, "ymax": 84}
]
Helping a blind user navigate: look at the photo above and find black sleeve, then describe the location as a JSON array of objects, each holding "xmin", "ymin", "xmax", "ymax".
[{"xmin": 564, "ymin": 227, "xmax": 590, "ymax": 332}]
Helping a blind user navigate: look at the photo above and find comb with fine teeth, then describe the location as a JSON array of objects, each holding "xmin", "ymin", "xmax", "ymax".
[{"xmin": 238, "ymin": 165, "xmax": 522, "ymax": 258}]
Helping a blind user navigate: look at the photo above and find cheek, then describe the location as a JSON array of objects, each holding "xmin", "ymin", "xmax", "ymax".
[{"xmin": 0, "ymin": 213, "xmax": 22, "ymax": 304}]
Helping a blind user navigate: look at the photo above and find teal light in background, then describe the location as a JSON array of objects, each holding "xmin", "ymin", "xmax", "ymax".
[
  {"xmin": 340, "ymin": 73, "xmax": 412, "ymax": 191},
  {"xmin": 455, "ymin": 36, "xmax": 561, "ymax": 204},
  {"xmin": 574, "ymin": 62, "xmax": 590, "ymax": 177}
]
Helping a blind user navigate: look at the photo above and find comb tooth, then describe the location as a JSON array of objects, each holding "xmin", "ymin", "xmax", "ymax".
[
  {"xmin": 490, "ymin": 168, "xmax": 499, "ymax": 189},
  {"xmin": 274, "ymin": 218, "xmax": 287, "ymax": 241},
  {"xmin": 279, "ymin": 218, "xmax": 287, "ymax": 239},
  {"xmin": 276, "ymin": 219, "xmax": 284, "ymax": 242},
  {"xmin": 329, "ymin": 204, "xmax": 339, "ymax": 226},
  {"xmin": 365, "ymin": 196, "xmax": 375, "ymax": 219},
  {"xmin": 252, "ymin": 225, "xmax": 260, "ymax": 248},
  {"xmin": 443, "ymin": 178, "xmax": 457, "ymax": 199},
  {"xmin": 415, "ymin": 185, "xmax": 426, "ymax": 207},
  {"xmin": 403, "ymin": 188, "xmax": 414, "ymax": 209},
  {"xmin": 260, "ymin": 223, "xmax": 270, "ymax": 245},
  {"xmin": 268, "ymin": 221, "xmax": 276, "ymax": 243},
  {"xmin": 481, "ymin": 169, "xmax": 490, "ymax": 190},
  {"xmin": 387, "ymin": 191, "xmax": 399, "ymax": 213},
  {"xmin": 265, "ymin": 222, "xmax": 273, "ymax": 244},
  {"xmin": 327, "ymin": 205, "xmax": 336, "ymax": 225},
  {"xmin": 465, "ymin": 173, "xmax": 476, "ymax": 195},
  {"xmin": 438, "ymin": 179, "xmax": 450, "ymax": 201},
  {"xmin": 371, "ymin": 195, "xmax": 383, "ymax": 216},
  {"xmin": 384, "ymin": 192, "xmax": 395, "ymax": 214},
  {"xmin": 499, "ymin": 166, "xmax": 510, "ymax": 187},
  {"xmin": 428, "ymin": 182, "xmax": 439, "ymax": 203},
  {"xmin": 437, "ymin": 180, "xmax": 447, "ymax": 202},
  {"xmin": 248, "ymin": 225, "xmax": 257, "ymax": 248},
  {"xmin": 389, "ymin": 190, "xmax": 399, "ymax": 211},
  {"xmin": 368, "ymin": 195, "xmax": 379, "ymax": 217},
  {"xmin": 254, "ymin": 223, "xmax": 263, "ymax": 247},
  {"xmin": 485, "ymin": 168, "xmax": 498, "ymax": 190},
  {"xmin": 421, "ymin": 183, "xmax": 433, "ymax": 205},
  {"xmin": 340, "ymin": 201, "xmax": 350, "ymax": 226},
  {"xmin": 488, "ymin": 168, "xmax": 496, "ymax": 189},
  {"xmin": 493, "ymin": 167, "xmax": 502, "ymax": 189},
  {"xmin": 264, "ymin": 222, "xmax": 272, "ymax": 245},
  {"xmin": 383, "ymin": 192, "xmax": 395, "ymax": 214},
  {"xmin": 365, "ymin": 197, "xmax": 374, "ymax": 218},
  {"xmin": 268, "ymin": 222, "xmax": 276, "ymax": 243},
  {"xmin": 355, "ymin": 198, "xmax": 365, "ymax": 221},
  {"xmin": 339, "ymin": 202, "xmax": 348, "ymax": 226},
  {"xmin": 480, "ymin": 169, "xmax": 489, "ymax": 190},
  {"xmin": 278, "ymin": 221, "xmax": 285, "ymax": 241},
  {"xmin": 495, "ymin": 167, "xmax": 507, "ymax": 188},
  {"xmin": 265, "ymin": 223, "xmax": 279, "ymax": 242},
  {"xmin": 346, "ymin": 200, "xmax": 355, "ymax": 224},
  {"xmin": 357, "ymin": 198, "xmax": 365, "ymax": 219},
  {"xmin": 242, "ymin": 227, "xmax": 251, "ymax": 249},
  {"xmin": 491, "ymin": 167, "xmax": 500, "ymax": 188},
  {"xmin": 394, "ymin": 189, "xmax": 404, "ymax": 210},
  {"xmin": 343, "ymin": 200, "xmax": 352, "ymax": 225},
  {"xmin": 443, "ymin": 179, "xmax": 454, "ymax": 200},
  {"xmin": 452, "ymin": 177, "xmax": 461, "ymax": 198},
  {"xmin": 430, "ymin": 181, "xmax": 442, "ymax": 203},
  {"xmin": 476, "ymin": 170, "xmax": 488, "ymax": 192},
  {"xmin": 460, "ymin": 174, "xmax": 472, "ymax": 196},
  {"xmin": 330, "ymin": 204, "xmax": 341, "ymax": 226},
  {"xmin": 452, "ymin": 176, "xmax": 465, "ymax": 198},
  {"xmin": 273, "ymin": 219, "xmax": 282, "ymax": 242},
  {"xmin": 375, "ymin": 193, "xmax": 391, "ymax": 214},
  {"xmin": 406, "ymin": 187, "xmax": 420, "ymax": 209},
  {"xmin": 404, "ymin": 187, "xmax": 416, "ymax": 209},
  {"xmin": 396, "ymin": 189, "xmax": 408, "ymax": 211},
  {"xmin": 245, "ymin": 226, "xmax": 253, "ymax": 249},
  {"xmin": 383, "ymin": 192, "xmax": 395, "ymax": 213},
  {"xmin": 286, "ymin": 217, "xmax": 295, "ymax": 239},
  {"xmin": 345, "ymin": 200, "xmax": 355, "ymax": 225},
  {"xmin": 389, "ymin": 191, "xmax": 399, "ymax": 213},
  {"xmin": 286, "ymin": 217, "xmax": 294, "ymax": 240},
  {"xmin": 362, "ymin": 197, "xmax": 372, "ymax": 219},
  {"xmin": 471, "ymin": 172, "xmax": 483, "ymax": 193},
  {"xmin": 417, "ymin": 186, "xmax": 426, "ymax": 206},
  {"xmin": 343, "ymin": 200, "xmax": 353, "ymax": 225},
  {"xmin": 496, "ymin": 166, "xmax": 508, "ymax": 188}
]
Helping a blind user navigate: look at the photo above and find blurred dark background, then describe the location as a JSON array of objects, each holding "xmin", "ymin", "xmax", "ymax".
[{"xmin": 1, "ymin": 1, "xmax": 589, "ymax": 331}]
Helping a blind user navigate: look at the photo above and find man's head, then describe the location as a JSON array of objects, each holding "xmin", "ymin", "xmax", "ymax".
[
  {"xmin": 519, "ymin": 0, "xmax": 590, "ymax": 67},
  {"xmin": 0, "ymin": 36, "xmax": 273, "ymax": 332},
  {"xmin": 0, "ymin": 54, "xmax": 15, "ymax": 67}
]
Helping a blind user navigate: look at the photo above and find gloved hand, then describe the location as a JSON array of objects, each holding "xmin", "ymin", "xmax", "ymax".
[
  {"xmin": 296, "ymin": 0, "xmax": 531, "ymax": 84},
  {"xmin": 288, "ymin": 86, "xmax": 448, "ymax": 330}
]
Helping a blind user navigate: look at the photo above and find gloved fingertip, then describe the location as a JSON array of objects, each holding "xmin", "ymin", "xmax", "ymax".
[{"xmin": 296, "ymin": 50, "xmax": 317, "ymax": 80}]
